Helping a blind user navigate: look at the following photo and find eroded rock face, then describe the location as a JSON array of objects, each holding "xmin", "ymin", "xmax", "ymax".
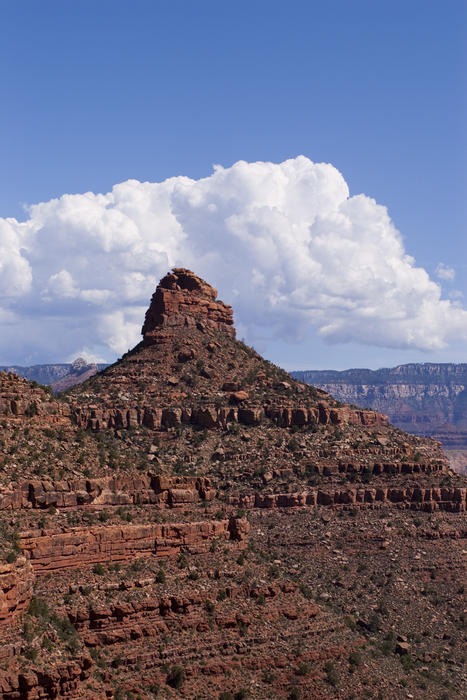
[
  {"xmin": 20, "ymin": 518, "xmax": 249, "ymax": 574},
  {"xmin": 0, "ymin": 372, "xmax": 71, "ymax": 422},
  {"xmin": 0, "ymin": 475, "xmax": 214, "ymax": 510},
  {"xmin": 142, "ymin": 268, "xmax": 235, "ymax": 344},
  {"xmin": 0, "ymin": 658, "xmax": 92, "ymax": 699},
  {"xmin": 228, "ymin": 485, "xmax": 466, "ymax": 512},
  {"xmin": 0, "ymin": 556, "xmax": 34, "ymax": 625}
]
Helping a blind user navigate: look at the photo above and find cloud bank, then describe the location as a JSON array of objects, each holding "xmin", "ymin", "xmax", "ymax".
[{"xmin": 0, "ymin": 156, "xmax": 466, "ymax": 363}]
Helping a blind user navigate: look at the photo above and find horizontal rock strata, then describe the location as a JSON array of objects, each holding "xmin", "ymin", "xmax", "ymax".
[
  {"xmin": 19, "ymin": 518, "xmax": 250, "ymax": 574},
  {"xmin": 142, "ymin": 268, "xmax": 235, "ymax": 343},
  {"xmin": 69, "ymin": 581, "xmax": 318, "ymax": 648},
  {"xmin": 0, "ymin": 475, "xmax": 214, "ymax": 510},
  {"xmin": 0, "ymin": 465, "xmax": 448, "ymax": 511},
  {"xmin": 73, "ymin": 400, "xmax": 386, "ymax": 432},
  {"xmin": 229, "ymin": 486, "xmax": 466, "ymax": 512}
]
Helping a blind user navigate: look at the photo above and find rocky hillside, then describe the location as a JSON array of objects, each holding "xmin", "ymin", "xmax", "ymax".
[
  {"xmin": 0, "ymin": 269, "xmax": 465, "ymax": 699},
  {"xmin": 293, "ymin": 364, "xmax": 467, "ymax": 475}
]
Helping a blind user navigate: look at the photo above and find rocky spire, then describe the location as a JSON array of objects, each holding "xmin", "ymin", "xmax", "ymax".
[{"xmin": 142, "ymin": 268, "xmax": 235, "ymax": 345}]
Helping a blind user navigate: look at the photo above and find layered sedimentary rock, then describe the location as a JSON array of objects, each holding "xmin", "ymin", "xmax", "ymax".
[
  {"xmin": 0, "ymin": 557, "xmax": 34, "ymax": 625},
  {"xmin": 0, "ymin": 475, "xmax": 214, "ymax": 510},
  {"xmin": 229, "ymin": 485, "xmax": 466, "ymax": 512},
  {"xmin": 72, "ymin": 400, "xmax": 386, "ymax": 432},
  {"xmin": 0, "ymin": 372, "xmax": 71, "ymax": 422},
  {"xmin": 69, "ymin": 580, "xmax": 320, "ymax": 650},
  {"xmin": 142, "ymin": 268, "xmax": 235, "ymax": 343},
  {"xmin": 293, "ymin": 363, "xmax": 467, "ymax": 455},
  {"xmin": 0, "ymin": 269, "xmax": 465, "ymax": 699},
  {"xmin": 0, "ymin": 659, "xmax": 93, "ymax": 699},
  {"xmin": 20, "ymin": 517, "xmax": 249, "ymax": 574}
]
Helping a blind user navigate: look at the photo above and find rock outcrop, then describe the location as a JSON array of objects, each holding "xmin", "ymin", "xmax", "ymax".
[
  {"xmin": 0, "ymin": 475, "xmax": 214, "ymax": 511},
  {"xmin": 0, "ymin": 557, "xmax": 34, "ymax": 625},
  {"xmin": 20, "ymin": 517, "xmax": 249, "ymax": 574},
  {"xmin": 71, "ymin": 400, "xmax": 387, "ymax": 432},
  {"xmin": 142, "ymin": 268, "xmax": 235, "ymax": 344}
]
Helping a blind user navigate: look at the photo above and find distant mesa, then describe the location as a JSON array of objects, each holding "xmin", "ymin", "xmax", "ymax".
[
  {"xmin": 51, "ymin": 358, "xmax": 99, "ymax": 393},
  {"xmin": 293, "ymin": 363, "xmax": 467, "ymax": 475},
  {"xmin": 142, "ymin": 268, "xmax": 235, "ymax": 345}
]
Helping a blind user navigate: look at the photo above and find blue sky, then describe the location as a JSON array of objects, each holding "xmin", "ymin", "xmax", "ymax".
[{"xmin": 0, "ymin": 0, "xmax": 466, "ymax": 369}]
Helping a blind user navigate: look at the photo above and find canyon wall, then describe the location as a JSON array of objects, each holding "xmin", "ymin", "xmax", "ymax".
[{"xmin": 293, "ymin": 363, "xmax": 467, "ymax": 473}]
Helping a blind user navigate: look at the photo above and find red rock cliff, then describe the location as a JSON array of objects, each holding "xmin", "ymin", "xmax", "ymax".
[{"xmin": 142, "ymin": 268, "xmax": 235, "ymax": 344}]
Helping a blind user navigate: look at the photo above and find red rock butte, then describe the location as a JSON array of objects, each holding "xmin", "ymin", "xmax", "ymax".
[
  {"xmin": 0, "ymin": 268, "xmax": 465, "ymax": 699},
  {"xmin": 142, "ymin": 268, "xmax": 235, "ymax": 345}
]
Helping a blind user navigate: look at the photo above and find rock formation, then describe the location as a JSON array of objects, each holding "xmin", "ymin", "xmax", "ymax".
[
  {"xmin": 293, "ymin": 363, "xmax": 467, "ymax": 475},
  {"xmin": 0, "ymin": 269, "xmax": 465, "ymax": 699},
  {"xmin": 142, "ymin": 268, "xmax": 235, "ymax": 344}
]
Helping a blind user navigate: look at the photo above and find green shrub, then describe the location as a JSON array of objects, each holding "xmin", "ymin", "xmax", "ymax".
[
  {"xmin": 299, "ymin": 584, "xmax": 313, "ymax": 600},
  {"xmin": 24, "ymin": 647, "xmax": 38, "ymax": 661},
  {"xmin": 166, "ymin": 665, "xmax": 185, "ymax": 689},
  {"xmin": 268, "ymin": 564, "xmax": 280, "ymax": 579},
  {"xmin": 289, "ymin": 688, "xmax": 301, "ymax": 700},
  {"xmin": 155, "ymin": 569, "xmax": 166, "ymax": 584},
  {"xmin": 28, "ymin": 596, "xmax": 49, "ymax": 619},
  {"xmin": 400, "ymin": 654, "xmax": 414, "ymax": 671},
  {"xmin": 296, "ymin": 661, "xmax": 311, "ymax": 676},
  {"xmin": 287, "ymin": 437, "xmax": 299, "ymax": 453},
  {"xmin": 41, "ymin": 637, "xmax": 54, "ymax": 652},
  {"xmin": 177, "ymin": 553, "xmax": 188, "ymax": 568},
  {"xmin": 25, "ymin": 401, "xmax": 38, "ymax": 417},
  {"xmin": 325, "ymin": 661, "xmax": 339, "ymax": 687},
  {"xmin": 349, "ymin": 650, "xmax": 362, "ymax": 669},
  {"xmin": 51, "ymin": 613, "xmax": 78, "ymax": 650},
  {"xmin": 381, "ymin": 639, "xmax": 394, "ymax": 656}
]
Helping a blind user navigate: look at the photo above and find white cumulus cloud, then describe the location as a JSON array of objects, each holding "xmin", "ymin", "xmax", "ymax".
[{"xmin": 0, "ymin": 156, "xmax": 466, "ymax": 363}]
